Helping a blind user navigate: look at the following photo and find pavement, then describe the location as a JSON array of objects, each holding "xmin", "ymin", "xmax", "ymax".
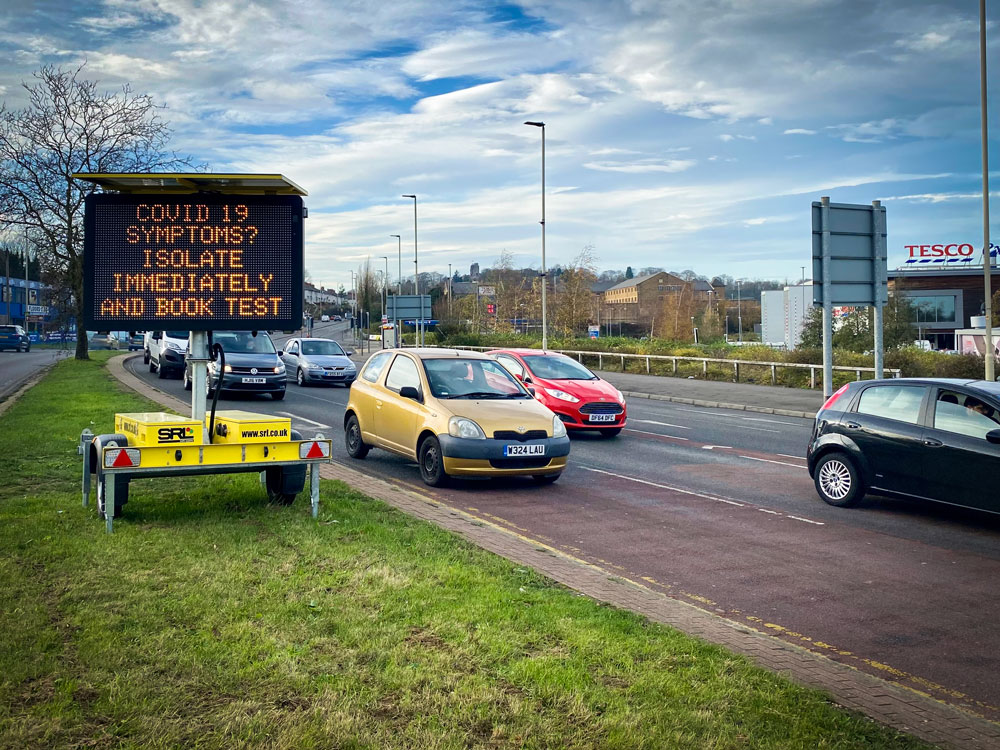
[{"xmin": 107, "ymin": 349, "xmax": 1000, "ymax": 750}]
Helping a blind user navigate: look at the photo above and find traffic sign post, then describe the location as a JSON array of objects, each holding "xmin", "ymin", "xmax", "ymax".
[
  {"xmin": 386, "ymin": 294, "xmax": 432, "ymax": 346},
  {"xmin": 811, "ymin": 198, "xmax": 888, "ymax": 396}
]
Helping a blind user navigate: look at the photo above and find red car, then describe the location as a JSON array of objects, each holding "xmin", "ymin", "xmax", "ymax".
[{"xmin": 488, "ymin": 349, "xmax": 627, "ymax": 437}]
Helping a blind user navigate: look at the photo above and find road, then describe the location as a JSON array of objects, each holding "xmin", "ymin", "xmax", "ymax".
[
  {"xmin": 124, "ymin": 320, "xmax": 1000, "ymax": 723},
  {"xmin": 0, "ymin": 347, "xmax": 70, "ymax": 401}
]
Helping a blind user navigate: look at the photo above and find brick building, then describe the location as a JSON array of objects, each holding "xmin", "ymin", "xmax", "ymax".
[{"xmin": 600, "ymin": 272, "xmax": 725, "ymax": 326}]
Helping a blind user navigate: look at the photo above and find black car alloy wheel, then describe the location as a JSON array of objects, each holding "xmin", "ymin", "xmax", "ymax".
[{"xmin": 814, "ymin": 452, "xmax": 864, "ymax": 507}]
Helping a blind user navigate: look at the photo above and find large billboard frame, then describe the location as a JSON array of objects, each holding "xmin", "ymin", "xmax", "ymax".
[{"xmin": 82, "ymin": 193, "xmax": 304, "ymax": 331}]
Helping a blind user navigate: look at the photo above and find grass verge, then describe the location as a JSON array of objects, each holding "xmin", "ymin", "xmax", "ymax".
[{"xmin": 0, "ymin": 354, "xmax": 928, "ymax": 749}]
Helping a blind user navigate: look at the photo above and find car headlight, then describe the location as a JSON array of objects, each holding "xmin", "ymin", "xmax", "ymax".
[
  {"xmin": 552, "ymin": 415, "xmax": 567, "ymax": 438},
  {"xmin": 544, "ymin": 388, "xmax": 580, "ymax": 403},
  {"xmin": 307, "ymin": 362, "xmax": 323, "ymax": 369},
  {"xmin": 346, "ymin": 363, "xmax": 356, "ymax": 370},
  {"xmin": 448, "ymin": 416, "xmax": 486, "ymax": 439},
  {"xmin": 615, "ymin": 389, "xmax": 625, "ymax": 403},
  {"xmin": 274, "ymin": 364, "xmax": 285, "ymax": 374},
  {"xmin": 165, "ymin": 341, "xmax": 181, "ymax": 351}
]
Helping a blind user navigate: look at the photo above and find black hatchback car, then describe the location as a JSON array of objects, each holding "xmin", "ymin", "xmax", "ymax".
[{"xmin": 807, "ymin": 378, "xmax": 1000, "ymax": 514}]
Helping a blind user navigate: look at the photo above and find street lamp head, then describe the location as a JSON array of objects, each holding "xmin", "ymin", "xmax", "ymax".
[
  {"xmin": 402, "ymin": 194, "xmax": 416, "ymax": 199},
  {"xmin": 524, "ymin": 121, "xmax": 545, "ymax": 128},
  {"xmin": 390, "ymin": 234, "xmax": 400, "ymax": 239}
]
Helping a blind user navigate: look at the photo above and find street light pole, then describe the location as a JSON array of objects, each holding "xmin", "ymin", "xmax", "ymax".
[
  {"xmin": 380, "ymin": 256, "xmax": 389, "ymax": 319},
  {"xmin": 737, "ymin": 279, "xmax": 743, "ymax": 343},
  {"xmin": 524, "ymin": 121, "xmax": 548, "ymax": 350},
  {"xmin": 402, "ymin": 195, "xmax": 420, "ymax": 345},
  {"xmin": 448, "ymin": 262, "xmax": 452, "ymax": 319},
  {"xmin": 980, "ymin": 0, "xmax": 995, "ymax": 380}
]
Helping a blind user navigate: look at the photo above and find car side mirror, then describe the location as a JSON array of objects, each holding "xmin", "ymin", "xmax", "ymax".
[
  {"xmin": 277, "ymin": 350, "xmax": 284, "ymax": 356},
  {"xmin": 345, "ymin": 350, "xmax": 355, "ymax": 356},
  {"xmin": 527, "ymin": 387, "xmax": 536, "ymax": 397},
  {"xmin": 987, "ymin": 429, "xmax": 1000, "ymax": 445},
  {"xmin": 399, "ymin": 386, "xmax": 421, "ymax": 401}
]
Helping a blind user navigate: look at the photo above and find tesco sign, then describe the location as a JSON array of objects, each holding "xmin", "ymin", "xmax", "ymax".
[{"xmin": 906, "ymin": 243, "xmax": 975, "ymax": 258}]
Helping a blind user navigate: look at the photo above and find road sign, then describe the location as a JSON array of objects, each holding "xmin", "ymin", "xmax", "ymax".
[
  {"xmin": 82, "ymin": 194, "xmax": 304, "ymax": 330},
  {"xmin": 478, "ymin": 286, "xmax": 496, "ymax": 296},
  {"xmin": 588, "ymin": 325, "xmax": 600, "ymax": 339},
  {"xmin": 386, "ymin": 294, "xmax": 432, "ymax": 320},
  {"xmin": 811, "ymin": 201, "xmax": 887, "ymax": 306},
  {"xmin": 811, "ymin": 198, "xmax": 888, "ymax": 396}
]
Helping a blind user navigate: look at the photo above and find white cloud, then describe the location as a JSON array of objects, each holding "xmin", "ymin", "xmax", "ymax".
[
  {"xmin": 583, "ymin": 159, "xmax": 696, "ymax": 173},
  {"xmin": 783, "ymin": 128, "xmax": 816, "ymax": 135}
]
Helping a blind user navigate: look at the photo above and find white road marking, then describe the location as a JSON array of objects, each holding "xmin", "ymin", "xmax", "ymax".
[
  {"xmin": 278, "ymin": 411, "xmax": 330, "ymax": 428},
  {"xmin": 701, "ymin": 445, "xmax": 732, "ymax": 450},
  {"xmin": 633, "ymin": 419, "xmax": 690, "ymax": 429},
  {"xmin": 741, "ymin": 417, "xmax": 804, "ymax": 426},
  {"xmin": 738, "ymin": 455, "xmax": 807, "ymax": 469},
  {"xmin": 580, "ymin": 467, "xmax": 744, "ymax": 506},
  {"xmin": 624, "ymin": 428, "xmax": 688, "ymax": 441},
  {"xmin": 758, "ymin": 508, "xmax": 780, "ymax": 515},
  {"xmin": 778, "ymin": 453, "xmax": 807, "ymax": 461},
  {"xmin": 787, "ymin": 515, "xmax": 825, "ymax": 525}
]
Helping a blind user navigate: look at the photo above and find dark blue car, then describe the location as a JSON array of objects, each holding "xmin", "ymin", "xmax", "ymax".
[{"xmin": 0, "ymin": 325, "xmax": 31, "ymax": 352}]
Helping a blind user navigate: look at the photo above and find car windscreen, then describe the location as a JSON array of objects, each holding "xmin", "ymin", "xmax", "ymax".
[
  {"xmin": 212, "ymin": 332, "xmax": 276, "ymax": 354},
  {"xmin": 166, "ymin": 331, "xmax": 189, "ymax": 339},
  {"xmin": 301, "ymin": 340, "xmax": 345, "ymax": 356},
  {"xmin": 522, "ymin": 355, "xmax": 596, "ymax": 380},
  {"xmin": 423, "ymin": 358, "xmax": 530, "ymax": 399}
]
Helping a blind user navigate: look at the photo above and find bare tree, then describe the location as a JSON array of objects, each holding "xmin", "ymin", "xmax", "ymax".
[
  {"xmin": 0, "ymin": 64, "xmax": 198, "ymax": 358},
  {"xmin": 356, "ymin": 258, "xmax": 381, "ymax": 327},
  {"xmin": 552, "ymin": 245, "xmax": 598, "ymax": 336}
]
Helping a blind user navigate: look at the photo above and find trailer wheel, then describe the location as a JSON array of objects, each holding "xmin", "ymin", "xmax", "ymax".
[{"xmin": 265, "ymin": 467, "xmax": 298, "ymax": 505}]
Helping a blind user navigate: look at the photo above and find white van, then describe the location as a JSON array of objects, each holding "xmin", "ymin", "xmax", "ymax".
[{"xmin": 145, "ymin": 330, "xmax": 189, "ymax": 379}]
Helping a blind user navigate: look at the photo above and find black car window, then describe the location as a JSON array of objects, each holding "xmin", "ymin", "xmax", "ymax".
[
  {"xmin": 301, "ymin": 340, "xmax": 345, "ymax": 356},
  {"xmin": 362, "ymin": 351, "xmax": 393, "ymax": 383},
  {"xmin": 933, "ymin": 390, "xmax": 1000, "ymax": 439},
  {"xmin": 856, "ymin": 385, "xmax": 926, "ymax": 425},
  {"xmin": 384, "ymin": 355, "xmax": 420, "ymax": 392}
]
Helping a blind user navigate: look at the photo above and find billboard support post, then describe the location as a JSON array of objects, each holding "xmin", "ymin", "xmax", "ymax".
[
  {"xmin": 189, "ymin": 330, "xmax": 209, "ymax": 422},
  {"xmin": 872, "ymin": 200, "xmax": 885, "ymax": 379},
  {"xmin": 821, "ymin": 197, "xmax": 833, "ymax": 398}
]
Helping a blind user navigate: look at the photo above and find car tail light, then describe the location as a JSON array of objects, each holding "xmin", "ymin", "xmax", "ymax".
[{"xmin": 820, "ymin": 383, "xmax": 850, "ymax": 412}]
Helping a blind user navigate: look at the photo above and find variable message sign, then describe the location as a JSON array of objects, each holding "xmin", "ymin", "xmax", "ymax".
[{"xmin": 82, "ymin": 194, "xmax": 303, "ymax": 330}]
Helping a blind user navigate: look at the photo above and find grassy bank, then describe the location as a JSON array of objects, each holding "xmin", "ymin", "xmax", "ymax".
[
  {"xmin": 0, "ymin": 355, "xmax": 927, "ymax": 748},
  {"xmin": 437, "ymin": 332, "xmax": 986, "ymax": 389}
]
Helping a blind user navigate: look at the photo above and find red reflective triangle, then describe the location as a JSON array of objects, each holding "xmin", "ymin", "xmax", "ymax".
[
  {"xmin": 111, "ymin": 449, "xmax": 133, "ymax": 467},
  {"xmin": 305, "ymin": 441, "xmax": 325, "ymax": 459}
]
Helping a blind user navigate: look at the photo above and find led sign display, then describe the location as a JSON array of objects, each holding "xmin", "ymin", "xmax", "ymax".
[{"xmin": 83, "ymin": 194, "xmax": 303, "ymax": 330}]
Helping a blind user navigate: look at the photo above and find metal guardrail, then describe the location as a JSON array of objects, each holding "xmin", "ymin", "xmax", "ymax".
[{"xmin": 442, "ymin": 345, "xmax": 901, "ymax": 389}]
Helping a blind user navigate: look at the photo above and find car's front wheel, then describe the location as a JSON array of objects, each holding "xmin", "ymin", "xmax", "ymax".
[
  {"xmin": 345, "ymin": 414, "xmax": 369, "ymax": 459},
  {"xmin": 814, "ymin": 452, "xmax": 865, "ymax": 507},
  {"xmin": 296, "ymin": 368, "xmax": 307, "ymax": 387},
  {"xmin": 271, "ymin": 390, "xmax": 285, "ymax": 401},
  {"xmin": 418, "ymin": 435, "xmax": 448, "ymax": 487},
  {"xmin": 143, "ymin": 349, "xmax": 150, "ymax": 364},
  {"xmin": 156, "ymin": 359, "xmax": 168, "ymax": 379}
]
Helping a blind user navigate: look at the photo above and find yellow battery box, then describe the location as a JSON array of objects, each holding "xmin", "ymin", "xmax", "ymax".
[
  {"xmin": 206, "ymin": 411, "xmax": 292, "ymax": 444},
  {"xmin": 114, "ymin": 412, "xmax": 204, "ymax": 447}
]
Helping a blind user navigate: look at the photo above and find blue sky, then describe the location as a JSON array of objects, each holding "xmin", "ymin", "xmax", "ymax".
[{"xmin": 2, "ymin": 0, "xmax": 999, "ymax": 289}]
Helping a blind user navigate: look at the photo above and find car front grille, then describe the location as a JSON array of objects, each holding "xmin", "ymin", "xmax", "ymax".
[
  {"xmin": 323, "ymin": 366, "xmax": 348, "ymax": 371},
  {"xmin": 489, "ymin": 457, "xmax": 551, "ymax": 469},
  {"xmin": 493, "ymin": 430, "xmax": 548, "ymax": 441},
  {"xmin": 230, "ymin": 366, "xmax": 273, "ymax": 374},
  {"xmin": 579, "ymin": 402, "xmax": 624, "ymax": 415}
]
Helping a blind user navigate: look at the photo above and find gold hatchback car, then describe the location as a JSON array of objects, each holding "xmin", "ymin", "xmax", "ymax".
[{"xmin": 344, "ymin": 348, "xmax": 571, "ymax": 486}]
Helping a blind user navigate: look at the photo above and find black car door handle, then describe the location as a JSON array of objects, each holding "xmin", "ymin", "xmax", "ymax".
[
  {"xmin": 845, "ymin": 421, "xmax": 861, "ymax": 429},
  {"xmin": 923, "ymin": 438, "xmax": 943, "ymax": 447}
]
